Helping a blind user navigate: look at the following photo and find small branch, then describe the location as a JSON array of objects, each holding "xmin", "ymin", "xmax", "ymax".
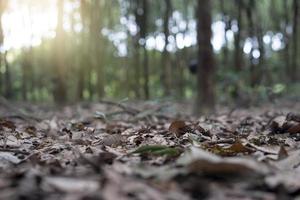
[
  {"xmin": 0, "ymin": 147, "xmax": 30, "ymax": 155},
  {"xmin": 99, "ymin": 100, "xmax": 140, "ymax": 115},
  {"xmin": 204, "ymin": 138, "xmax": 235, "ymax": 145}
]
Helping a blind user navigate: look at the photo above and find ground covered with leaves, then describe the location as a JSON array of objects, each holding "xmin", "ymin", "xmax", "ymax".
[{"xmin": 1, "ymin": 100, "xmax": 300, "ymax": 200}]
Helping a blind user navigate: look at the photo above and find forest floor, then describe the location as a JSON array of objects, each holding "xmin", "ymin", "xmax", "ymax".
[{"xmin": 0, "ymin": 99, "xmax": 300, "ymax": 200}]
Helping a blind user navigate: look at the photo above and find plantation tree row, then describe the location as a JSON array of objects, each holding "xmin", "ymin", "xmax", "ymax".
[{"xmin": 0, "ymin": 0, "xmax": 298, "ymax": 110}]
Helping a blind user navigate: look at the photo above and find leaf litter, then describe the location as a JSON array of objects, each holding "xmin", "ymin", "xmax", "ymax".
[{"xmin": 0, "ymin": 101, "xmax": 300, "ymax": 199}]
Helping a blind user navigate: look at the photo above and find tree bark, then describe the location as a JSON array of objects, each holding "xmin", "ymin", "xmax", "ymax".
[
  {"xmin": 4, "ymin": 51, "xmax": 12, "ymax": 99},
  {"xmin": 291, "ymin": 0, "xmax": 299, "ymax": 81},
  {"xmin": 0, "ymin": 0, "xmax": 7, "ymax": 96},
  {"xmin": 220, "ymin": 0, "xmax": 230, "ymax": 68},
  {"xmin": 246, "ymin": 0, "xmax": 257, "ymax": 87},
  {"xmin": 53, "ymin": 0, "xmax": 67, "ymax": 103},
  {"xmin": 283, "ymin": 0, "xmax": 291, "ymax": 82},
  {"xmin": 196, "ymin": 0, "xmax": 216, "ymax": 114},
  {"xmin": 141, "ymin": 0, "xmax": 150, "ymax": 99},
  {"xmin": 162, "ymin": 0, "xmax": 172, "ymax": 96}
]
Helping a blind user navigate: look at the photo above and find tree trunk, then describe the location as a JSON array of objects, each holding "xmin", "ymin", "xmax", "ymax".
[
  {"xmin": 291, "ymin": 0, "xmax": 299, "ymax": 81},
  {"xmin": 232, "ymin": 0, "xmax": 244, "ymax": 99},
  {"xmin": 246, "ymin": 0, "xmax": 257, "ymax": 87},
  {"xmin": 21, "ymin": 49, "xmax": 32, "ymax": 101},
  {"xmin": 0, "ymin": 0, "xmax": 7, "ymax": 96},
  {"xmin": 141, "ymin": 0, "xmax": 150, "ymax": 99},
  {"xmin": 283, "ymin": 0, "xmax": 291, "ymax": 82},
  {"xmin": 4, "ymin": 51, "xmax": 12, "ymax": 99},
  {"xmin": 53, "ymin": 0, "xmax": 67, "ymax": 103},
  {"xmin": 196, "ymin": 0, "xmax": 216, "ymax": 114},
  {"xmin": 220, "ymin": 0, "xmax": 230, "ymax": 68},
  {"xmin": 91, "ymin": 0, "xmax": 105, "ymax": 99},
  {"xmin": 133, "ymin": 36, "xmax": 141, "ymax": 98},
  {"xmin": 162, "ymin": 0, "xmax": 172, "ymax": 96}
]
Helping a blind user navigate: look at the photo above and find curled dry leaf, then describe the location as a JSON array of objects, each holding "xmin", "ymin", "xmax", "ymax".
[
  {"xmin": 0, "ymin": 119, "xmax": 16, "ymax": 131},
  {"xmin": 277, "ymin": 145, "xmax": 288, "ymax": 160},
  {"xmin": 177, "ymin": 146, "xmax": 270, "ymax": 176},
  {"xmin": 269, "ymin": 114, "xmax": 300, "ymax": 134},
  {"xmin": 286, "ymin": 123, "xmax": 300, "ymax": 134},
  {"xmin": 225, "ymin": 140, "xmax": 254, "ymax": 154},
  {"xmin": 286, "ymin": 113, "xmax": 300, "ymax": 122},
  {"xmin": 100, "ymin": 134, "xmax": 124, "ymax": 147},
  {"xmin": 204, "ymin": 140, "xmax": 253, "ymax": 157},
  {"xmin": 169, "ymin": 120, "xmax": 192, "ymax": 137}
]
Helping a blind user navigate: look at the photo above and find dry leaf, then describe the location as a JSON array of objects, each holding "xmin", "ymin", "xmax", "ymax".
[{"xmin": 169, "ymin": 120, "xmax": 192, "ymax": 137}]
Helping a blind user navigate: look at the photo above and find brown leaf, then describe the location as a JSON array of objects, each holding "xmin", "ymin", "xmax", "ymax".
[
  {"xmin": 168, "ymin": 120, "xmax": 192, "ymax": 137},
  {"xmin": 277, "ymin": 146, "xmax": 288, "ymax": 160},
  {"xmin": 286, "ymin": 123, "xmax": 300, "ymax": 134},
  {"xmin": 226, "ymin": 140, "xmax": 254, "ymax": 154},
  {"xmin": 286, "ymin": 113, "xmax": 300, "ymax": 122},
  {"xmin": 178, "ymin": 147, "xmax": 269, "ymax": 176},
  {"xmin": 0, "ymin": 119, "xmax": 16, "ymax": 130},
  {"xmin": 101, "ymin": 134, "xmax": 124, "ymax": 147}
]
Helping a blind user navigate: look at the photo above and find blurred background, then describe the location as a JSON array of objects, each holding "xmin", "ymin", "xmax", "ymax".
[{"xmin": 0, "ymin": 0, "xmax": 299, "ymax": 107}]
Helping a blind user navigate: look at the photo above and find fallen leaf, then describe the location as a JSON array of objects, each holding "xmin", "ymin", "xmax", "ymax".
[
  {"xmin": 277, "ymin": 146, "xmax": 288, "ymax": 160},
  {"xmin": 131, "ymin": 145, "xmax": 182, "ymax": 158},
  {"xmin": 101, "ymin": 134, "xmax": 124, "ymax": 147},
  {"xmin": 286, "ymin": 123, "xmax": 300, "ymax": 134},
  {"xmin": 169, "ymin": 120, "xmax": 192, "ymax": 137},
  {"xmin": 177, "ymin": 146, "xmax": 269, "ymax": 176}
]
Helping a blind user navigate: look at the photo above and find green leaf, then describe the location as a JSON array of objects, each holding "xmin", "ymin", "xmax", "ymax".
[{"xmin": 131, "ymin": 145, "xmax": 181, "ymax": 157}]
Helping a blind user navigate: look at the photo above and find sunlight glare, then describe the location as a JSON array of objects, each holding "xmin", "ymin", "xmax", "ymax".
[{"xmin": 2, "ymin": 0, "xmax": 57, "ymax": 50}]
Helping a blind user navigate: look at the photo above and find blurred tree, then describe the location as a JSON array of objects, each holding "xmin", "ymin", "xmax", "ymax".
[
  {"xmin": 232, "ymin": 0, "xmax": 244, "ymax": 98},
  {"xmin": 90, "ymin": 0, "xmax": 105, "ymax": 98},
  {"xmin": 245, "ymin": 0, "xmax": 257, "ymax": 87},
  {"xmin": 196, "ymin": 0, "xmax": 215, "ymax": 113},
  {"xmin": 133, "ymin": 0, "xmax": 150, "ymax": 99},
  {"xmin": 53, "ymin": 0, "xmax": 67, "ymax": 103},
  {"xmin": 21, "ymin": 48, "xmax": 33, "ymax": 101},
  {"xmin": 283, "ymin": 0, "xmax": 291, "ymax": 81},
  {"xmin": 3, "ymin": 51, "xmax": 11, "ymax": 98},
  {"xmin": 162, "ymin": 0, "xmax": 172, "ymax": 96},
  {"xmin": 291, "ymin": 0, "xmax": 299, "ymax": 81},
  {"xmin": 220, "ymin": 0, "xmax": 231, "ymax": 68},
  {"xmin": 0, "ymin": 0, "xmax": 299, "ymax": 104},
  {"xmin": 0, "ymin": 0, "xmax": 7, "ymax": 96}
]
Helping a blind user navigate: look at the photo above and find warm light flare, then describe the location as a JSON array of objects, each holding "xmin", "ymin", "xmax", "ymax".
[{"xmin": 1, "ymin": 0, "xmax": 57, "ymax": 51}]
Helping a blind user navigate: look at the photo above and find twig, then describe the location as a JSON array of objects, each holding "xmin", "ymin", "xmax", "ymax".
[
  {"xmin": 204, "ymin": 138, "xmax": 235, "ymax": 145},
  {"xmin": 0, "ymin": 97, "xmax": 41, "ymax": 121},
  {"xmin": 0, "ymin": 147, "xmax": 30, "ymax": 155},
  {"xmin": 99, "ymin": 100, "xmax": 140, "ymax": 115}
]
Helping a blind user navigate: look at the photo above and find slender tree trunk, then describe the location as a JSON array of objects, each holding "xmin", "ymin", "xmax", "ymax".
[
  {"xmin": 133, "ymin": 37, "xmax": 141, "ymax": 98},
  {"xmin": 234, "ymin": 0, "xmax": 243, "ymax": 72},
  {"xmin": 53, "ymin": 0, "xmax": 67, "ymax": 103},
  {"xmin": 246, "ymin": 0, "xmax": 257, "ymax": 87},
  {"xmin": 0, "ymin": 56, "xmax": 2, "ymax": 95},
  {"xmin": 0, "ymin": 0, "xmax": 6, "ymax": 96},
  {"xmin": 4, "ymin": 51, "xmax": 12, "ymax": 99},
  {"xmin": 196, "ymin": 0, "xmax": 215, "ymax": 114},
  {"xmin": 91, "ymin": 0, "xmax": 105, "ymax": 99},
  {"xmin": 21, "ymin": 49, "xmax": 32, "ymax": 101},
  {"xmin": 291, "ymin": 0, "xmax": 299, "ymax": 81},
  {"xmin": 77, "ymin": 0, "xmax": 86, "ymax": 100},
  {"xmin": 220, "ymin": 0, "xmax": 230, "ymax": 68},
  {"xmin": 283, "ymin": 0, "xmax": 291, "ymax": 82},
  {"xmin": 162, "ymin": 0, "xmax": 172, "ymax": 96},
  {"xmin": 232, "ymin": 0, "xmax": 244, "ymax": 99},
  {"xmin": 141, "ymin": 0, "xmax": 149, "ymax": 99},
  {"xmin": 257, "ymin": 26, "xmax": 266, "ymax": 84}
]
